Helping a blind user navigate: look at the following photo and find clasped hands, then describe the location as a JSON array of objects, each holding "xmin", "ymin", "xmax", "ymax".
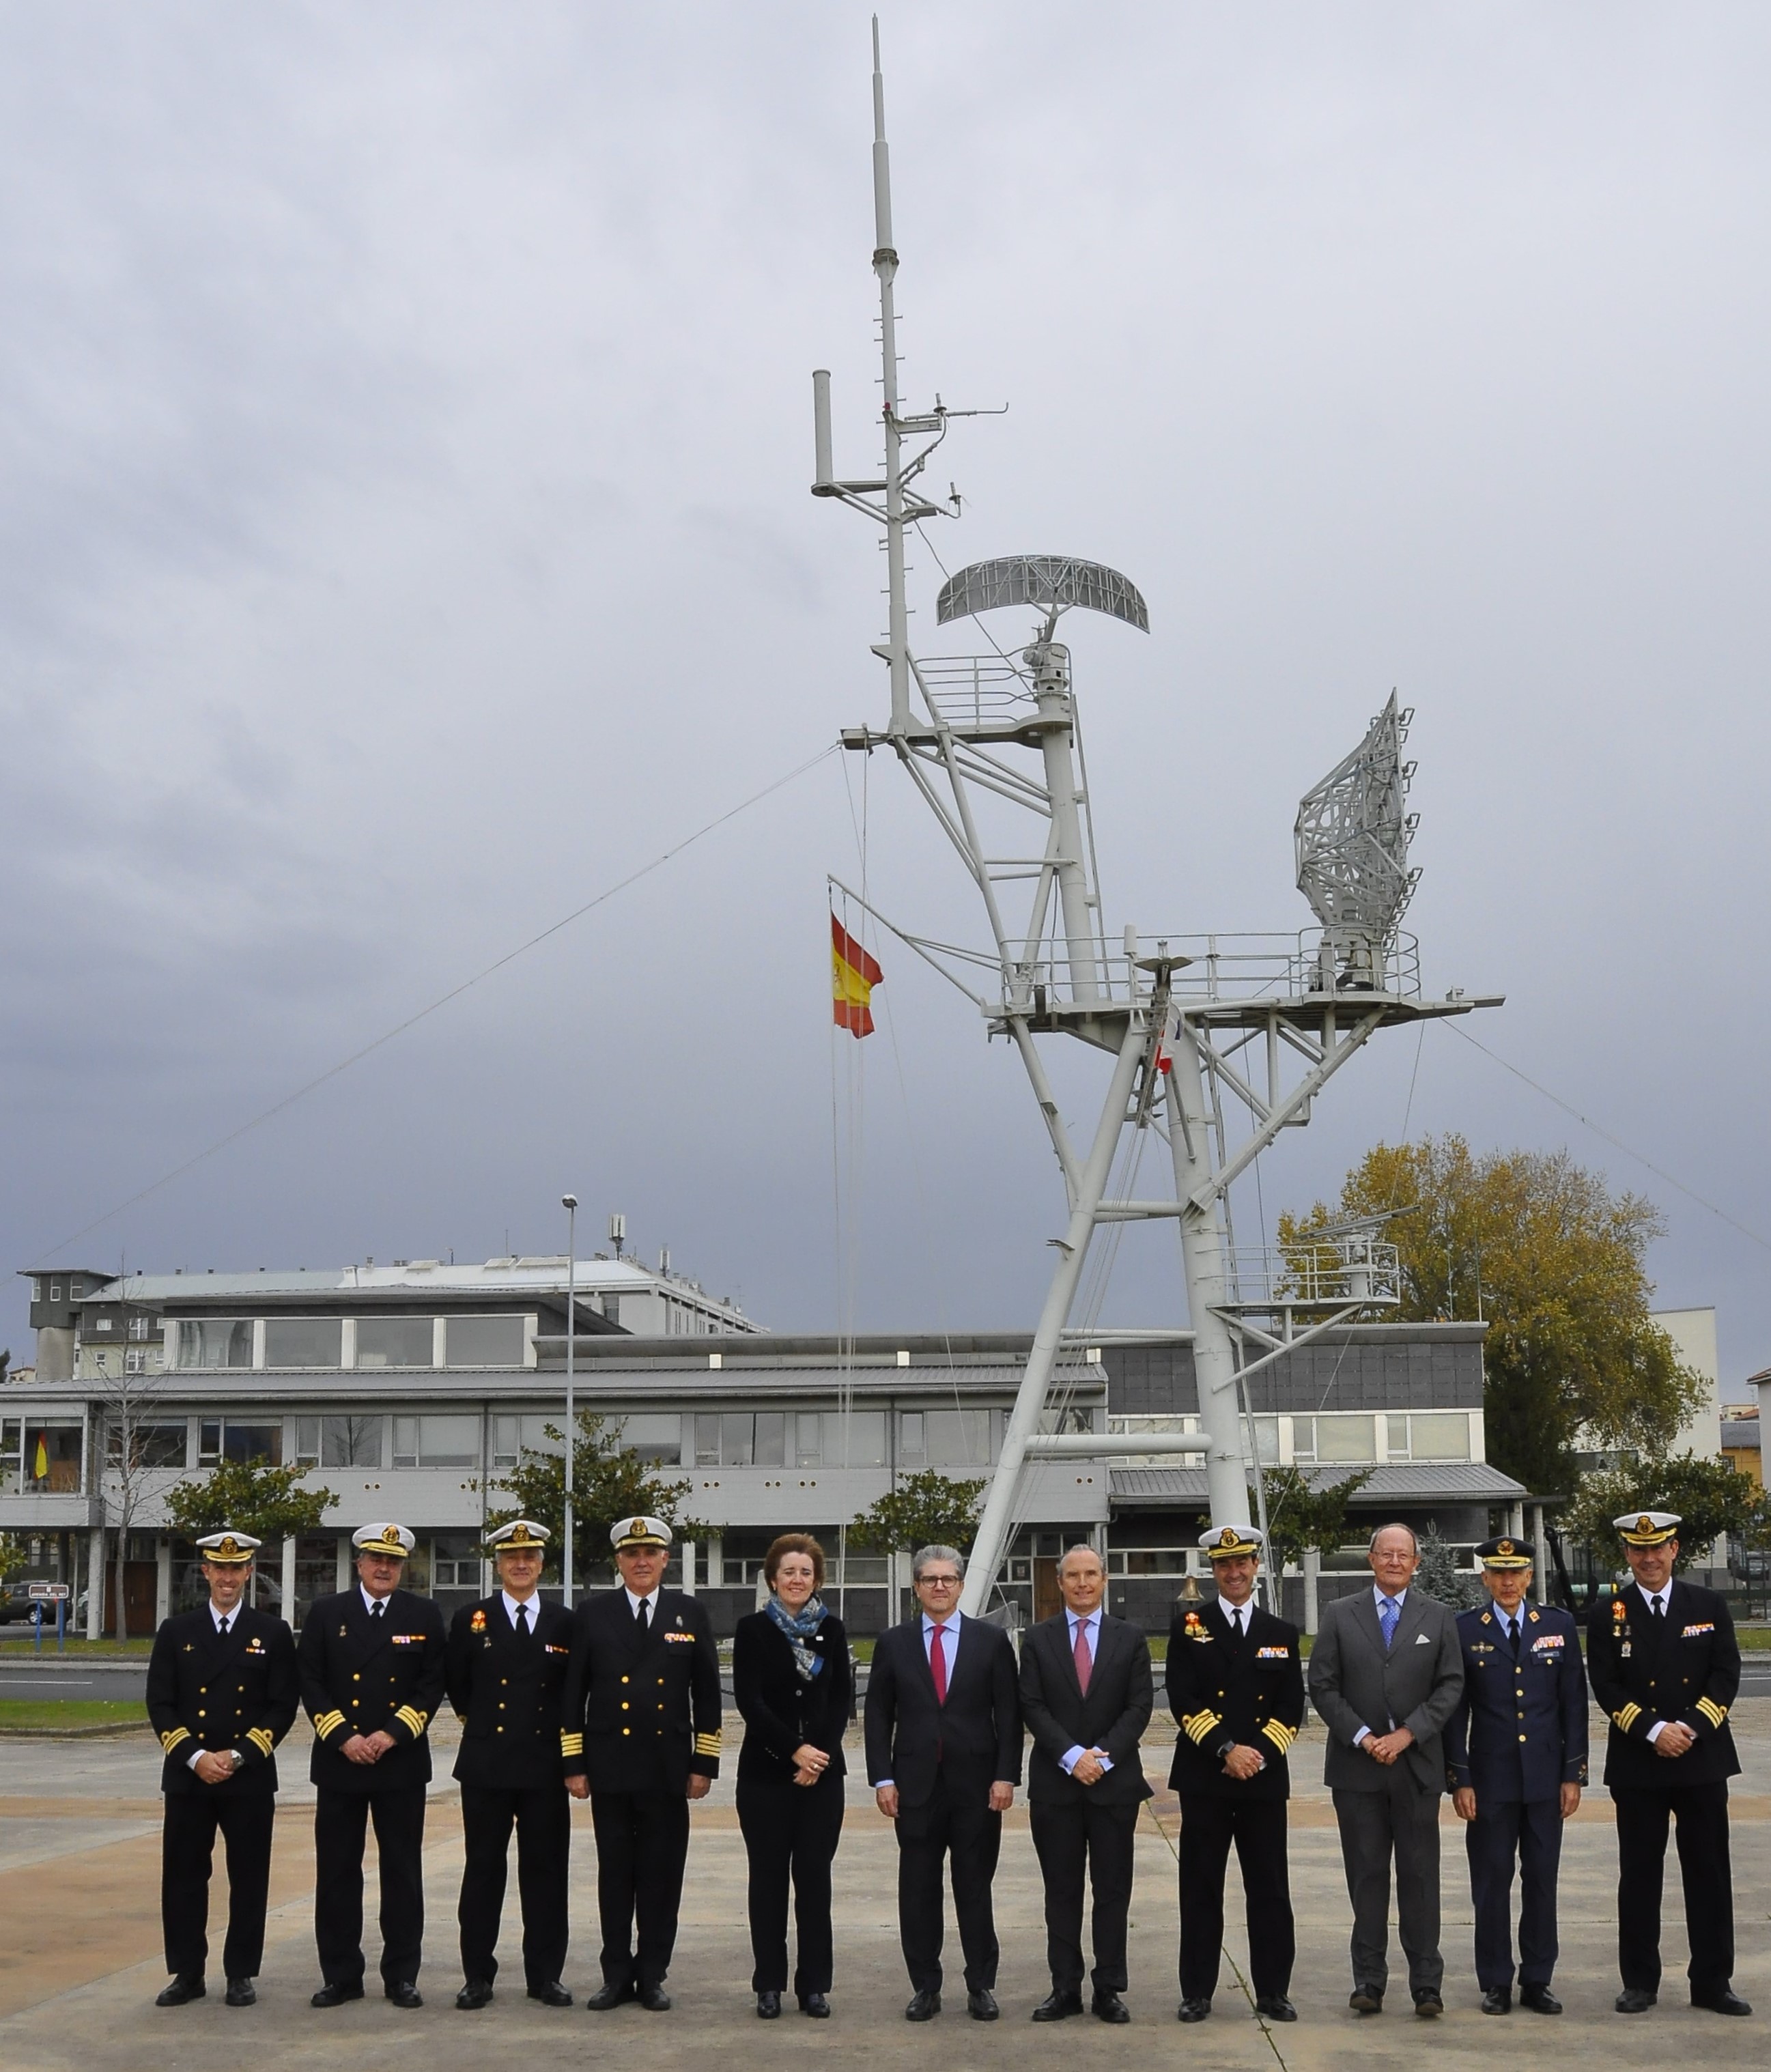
[
  {"xmin": 791, "ymin": 1742, "xmax": 830, "ymax": 1788},
  {"xmin": 340, "ymin": 1729, "xmax": 397, "ymax": 1767},
  {"xmin": 1361, "ymin": 1725, "xmax": 1415, "ymax": 1767}
]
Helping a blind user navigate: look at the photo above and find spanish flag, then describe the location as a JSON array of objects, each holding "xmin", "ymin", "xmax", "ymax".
[{"xmin": 832, "ymin": 914, "xmax": 883, "ymax": 1038}]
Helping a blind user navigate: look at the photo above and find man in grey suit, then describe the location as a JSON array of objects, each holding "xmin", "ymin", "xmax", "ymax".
[{"xmin": 1307, "ymin": 1522, "xmax": 1464, "ymax": 2017}]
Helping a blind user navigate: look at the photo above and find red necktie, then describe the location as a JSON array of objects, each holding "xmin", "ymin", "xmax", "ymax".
[
  {"xmin": 1073, "ymin": 1616, "xmax": 1093, "ymax": 1694},
  {"xmin": 930, "ymin": 1621, "xmax": 949, "ymax": 1703}
]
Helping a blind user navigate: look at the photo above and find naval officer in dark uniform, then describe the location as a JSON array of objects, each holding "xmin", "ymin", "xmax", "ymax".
[
  {"xmin": 146, "ymin": 1529, "xmax": 298, "ymax": 2008},
  {"xmin": 298, "ymin": 1520, "xmax": 448, "ymax": 2009},
  {"xmin": 561, "ymin": 1514, "xmax": 722, "ymax": 2011},
  {"xmin": 1446, "ymin": 1533, "xmax": 1587, "ymax": 2014},
  {"xmin": 1166, "ymin": 1524, "xmax": 1305, "ymax": 2025},
  {"xmin": 1585, "ymin": 1508, "xmax": 1750, "ymax": 2018},
  {"xmin": 447, "ymin": 1517, "xmax": 575, "ymax": 2010}
]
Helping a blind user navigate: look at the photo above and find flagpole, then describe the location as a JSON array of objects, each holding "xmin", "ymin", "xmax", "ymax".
[{"xmin": 561, "ymin": 1194, "xmax": 577, "ymax": 1610}]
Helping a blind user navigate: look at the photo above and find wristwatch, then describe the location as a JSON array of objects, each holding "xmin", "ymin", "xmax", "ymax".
[{"xmin": 228, "ymin": 1749, "xmax": 245, "ymax": 1772}]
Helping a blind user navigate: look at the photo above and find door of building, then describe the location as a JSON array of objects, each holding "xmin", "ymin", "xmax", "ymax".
[
  {"xmin": 1033, "ymin": 1558, "xmax": 1063, "ymax": 1623},
  {"xmin": 102, "ymin": 1563, "xmax": 158, "ymax": 1636}
]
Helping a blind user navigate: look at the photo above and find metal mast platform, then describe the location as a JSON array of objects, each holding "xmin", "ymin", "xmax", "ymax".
[{"xmin": 816, "ymin": 24, "xmax": 1501, "ymax": 1617}]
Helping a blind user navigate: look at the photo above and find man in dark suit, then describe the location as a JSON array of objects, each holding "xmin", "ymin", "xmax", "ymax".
[
  {"xmin": 298, "ymin": 1520, "xmax": 448, "ymax": 2009},
  {"xmin": 1019, "ymin": 1542, "xmax": 1152, "ymax": 2024},
  {"xmin": 560, "ymin": 1514, "xmax": 722, "ymax": 2012},
  {"xmin": 447, "ymin": 1518, "xmax": 575, "ymax": 2011},
  {"xmin": 1307, "ymin": 1521, "xmax": 1464, "ymax": 2017},
  {"xmin": 1447, "ymin": 1533, "xmax": 1587, "ymax": 2015},
  {"xmin": 1167, "ymin": 1524, "xmax": 1305, "ymax": 2025},
  {"xmin": 864, "ymin": 1543, "xmax": 1023, "ymax": 2022},
  {"xmin": 145, "ymin": 1529, "xmax": 298, "ymax": 2009},
  {"xmin": 1585, "ymin": 1508, "xmax": 1750, "ymax": 2018}
]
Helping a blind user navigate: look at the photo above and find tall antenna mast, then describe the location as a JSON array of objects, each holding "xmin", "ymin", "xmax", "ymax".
[{"xmin": 815, "ymin": 25, "xmax": 1501, "ymax": 1618}]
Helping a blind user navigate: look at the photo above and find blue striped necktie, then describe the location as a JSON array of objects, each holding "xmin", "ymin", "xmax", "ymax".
[{"xmin": 1378, "ymin": 1595, "xmax": 1399, "ymax": 1649}]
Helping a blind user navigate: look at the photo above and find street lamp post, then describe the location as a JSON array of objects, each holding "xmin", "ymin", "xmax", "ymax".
[{"xmin": 561, "ymin": 1194, "xmax": 578, "ymax": 1610}]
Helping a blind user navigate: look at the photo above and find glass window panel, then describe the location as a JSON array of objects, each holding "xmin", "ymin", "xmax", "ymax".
[
  {"xmin": 431, "ymin": 1534, "xmax": 483, "ymax": 1588},
  {"xmin": 926, "ymin": 1409, "xmax": 993, "ymax": 1468},
  {"xmin": 835, "ymin": 1410, "xmax": 886, "ymax": 1467},
  {"xmin": 752, "ymin": 1413, "xmax": 785, "ymax": 1468},
  {"xmin": 1253, "ymin": 1415, "xmax": 1279, "ymax": 1465},
  {"xmin": 898, "ymin": 1411, "xmax": 925, "ymax": 1468},
  {"xmin": 322, "ymin": 1415, "xmax": 383, "ymax": 1468},
  {"xmin": 720, "ymin": 1413, "xmax": 754, "ymax": 1466},
  {"xmin": 294, "ymin": 1417, "xmax": 321, "ymax": 1464},
  {"xmin": 1386, "ymin": 1414, "xmax": 1410, "ymax": 1458},
  {"xmin": 794, "ymin": 1412, "xmax": 822, "ymax": 1468},
  {"xmin": 694, "ymin": 1414, "xmax": 720, "ymax": 1467},
  {"xmin": 492, "ymin": 1414, "xmax": 521, "ymax": 1468},
  {"xmin": 177, "ymin": 1320, "xmax": 253, "ymax": 1369},
  {"xmin": 106, "ymin": 1421, "xmax": 187, "ymax": 1467},
  {"xmin": 199, "ymin": 1421, "xmax": 222, "ymax": 1461},
  {"xmin": 412, "ymin": 1415, "xmax": 479, "ymax": 1467},
  {"xmin": 393, "ymin": 1417, "xmax": 418, "ymax": 1468},
  {"xmin": 0, "ymin": 1420, "xmax": 20, "ymax": 1496},
  {"xmin": 444, "ymin": 1314, "xmax": 524, "ymax": 1367},
  {"xmin": 354, "ymin": 1316, "xmax": 434, "ymax": 1369},
  {"xmin": 1290, "ymin": 1417, "xmax": 1316, "ymax": 1461},
  {"xmin": 264, "ymin": 1318, "xmax": 342, "ymax": 1369},
  {"xmin": 221, "ymin": 1423, "xmax": 282, "ymax": 1466},
  {"xmin": 1316, "ymin": 1415, "xmax": 1375, "ymax": 1462},
  {"xmin": 618, "ymin": 1414, "xmax": 681, "ymax": 1464},
  {"xmin": 1408, "ymin": 1413, "xmax": 1470, "ymax": 1461}
]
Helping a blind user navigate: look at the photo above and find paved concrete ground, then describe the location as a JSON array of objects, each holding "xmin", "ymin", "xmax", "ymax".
[{"xmin": 1, "ymin": 1704, "xmax": 1768, "ymax": 2072}]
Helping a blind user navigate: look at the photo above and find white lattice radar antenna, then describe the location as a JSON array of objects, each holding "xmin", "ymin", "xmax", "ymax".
[{"xmin": 817, "ymin": 23, "xmax": 1501, "ymax": 1617}]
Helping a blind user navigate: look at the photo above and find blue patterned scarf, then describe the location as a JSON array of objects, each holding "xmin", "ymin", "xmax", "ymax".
[{"xmin": 765, "ymin": 1592, "xmax": 827, "ymax": 1682}]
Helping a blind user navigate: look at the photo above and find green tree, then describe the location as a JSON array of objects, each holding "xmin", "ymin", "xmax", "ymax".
[
  {"xmin": 484, "ymin": 1410, "xmax": 705, "ymax": 1590},
  {"xmin": 1562, "ymin": 1453, "xmax": 1769, "ymax": 1569},
  {"xmin": 0, "ymin": 1533, "xmax": 27, "ymax": 1586},
  {"xmin": 849, "ymin": 1471, "xmax": 987, "ymax": 1559},
  {"xmin": 164, "ymin": 1458, "xmax": 337, "ymax": 1545},
  {"xmin": 1280, "ymin": 1135, "xmax": 1701, "ymax": 1496},
  {"xmin": 1247, "ymin": 1465, "xmax": 1371, "ymax": 1573},
  {"xmin": 1415, "ymin": 1522, "xmax": 1483, "ymax": 1610}
]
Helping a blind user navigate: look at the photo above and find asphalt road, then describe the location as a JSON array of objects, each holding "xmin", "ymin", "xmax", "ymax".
[{"xmin": 0, "ymin": 1666, "xmax": 147, "ymax": 1703}]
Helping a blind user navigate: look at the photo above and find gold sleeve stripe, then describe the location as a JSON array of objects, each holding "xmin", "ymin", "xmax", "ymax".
[
  {"xmin": 1182, "ymin": 1709, "xmax": 1222, "ymax": 1746},
  {"xmin": 1260, "ymin": 1720, "xmax": 1297, "ymax": 1755},
  {"xmin": 160, "ymin": 1727, "xmax": 190, "ymax": 1754},
  {"xmin": 314, "ymin": 1709, "xmax": 347, "ymax": 1738},
  {"xmin": 246, "ymin": 1727, "xmax": 275, "ymax": 1757},
  {"xmin": 560, "ymin": 1732, "xmax": 584, "ymax": 1755},
  {"xmin": 395, "ymin": 1706, "xmax": 428, "ymax": 1736},
  {"xmin": 1613, "ymin": 1702, "xmax": 1643, "ymax": 1733},
  {"xmin": 1697, "ymin": 1697, "xmax": 1729, "ymax": 1728},
  {"xmin": 693, "ymin": 1732, "xmax": 722, "ymax": 1757}
]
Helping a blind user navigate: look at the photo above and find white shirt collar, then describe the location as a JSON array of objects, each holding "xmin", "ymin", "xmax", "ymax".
[
  {"xmin": 208, "ymin": 1601, "xmax": 239, "ymax": 1630},
  {"xmin": 1637, "ymin": 1580, "xmax": 1671, "ymax": 1611},
  {"xmin": 624, "ymin": 1586, "xmax": 660, "ymax": 1617},
  {"xmin": 920, "ymin": 1608, "xmax": 962, "ymax": 1636},
  {"xmin": 1219, "ymin": 1596, "xmax": 1252, "ymax": 1622},
  {"xmin": 501, "ymin": 1590, "xmax": 537, "ymax": 1624},
  {"xmin": 360, "ymin": 1584, "xmax": 393, "ymax": 1615}
]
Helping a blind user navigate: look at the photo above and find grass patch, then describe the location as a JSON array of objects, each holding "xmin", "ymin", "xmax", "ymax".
[
  {"xmin": 0, "ymin": 1699, "xmax": 145, "ymax": 1730},
  {"xmin": 0, "ymin": 1634, "xmax": 156, "ymax": 1656}
]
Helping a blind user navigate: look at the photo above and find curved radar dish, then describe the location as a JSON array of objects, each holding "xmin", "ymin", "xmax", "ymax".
[
  {"xmin": 936, "ymin": 554, "xmax": 1149, "ymax": 634},
  {"xmin": 1294, "ymin": 691, "xmax": 1421, "ymax": 989}
]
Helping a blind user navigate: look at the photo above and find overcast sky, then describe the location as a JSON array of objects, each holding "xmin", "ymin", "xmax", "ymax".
[{"xmin": 3, "ymin": 5, "xmax": 1768, "ymax": 1389}]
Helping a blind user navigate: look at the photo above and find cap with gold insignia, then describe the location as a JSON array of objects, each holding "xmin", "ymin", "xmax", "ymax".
[
  {"xmin": 487, "ymin": 1518, "xmax": 550, "ymax": 1552},
  {"xmin": 195, "ymin": 1529, "xmax": 261, "ymax": 1565},
  {"xmin": 1199, "ymin": 1523, "xmax": 1262, "ymax": 1561},
  {"xmin": 1475, "ymin": 1535, "xmax": 1534, "ymax": 1569},
  {"xmin": 352, "ymin": 1521, "xmax": 416, "ymax": 1558},
  {"xmin": 610, "ymin": 1515, "xmax": 672, "ymax": 1550},
  {"xmin": 1614, "ymin": 1509, "xmax": 1680, "ymax": 1547}
]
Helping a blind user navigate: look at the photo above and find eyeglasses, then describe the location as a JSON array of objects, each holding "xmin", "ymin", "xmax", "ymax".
[{"xmin": 918, "ymin": 1574, "xmax": 961, "ymax": 1588}]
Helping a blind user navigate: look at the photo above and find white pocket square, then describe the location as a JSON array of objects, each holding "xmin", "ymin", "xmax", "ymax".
[{"xmin": 1414, "ymin": 1632, "xmax": 1431, "ymax": 1645}]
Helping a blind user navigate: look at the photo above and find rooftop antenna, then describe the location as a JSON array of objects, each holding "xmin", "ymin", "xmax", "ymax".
[{"xmin": 815, "ymin": 25, "xmax": 1501, "ymax": 1617}]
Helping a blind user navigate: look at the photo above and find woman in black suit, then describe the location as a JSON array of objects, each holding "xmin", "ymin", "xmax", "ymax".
[{"xmin": 733, "ymin": 1533, "xmax": 852, "ymax": 2019}]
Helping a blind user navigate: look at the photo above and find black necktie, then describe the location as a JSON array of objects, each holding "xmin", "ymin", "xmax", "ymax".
[
  {"xmin": 1229, "ymin": 1607, "xmax": 1244, "ymax": 1639},
  {"xmin": 1651, "ymin": 1595, "xmax": 1664, "ymax": 1620},
  {"xmin": 217, "ymin": 1615, "xmax": 230, "ymax": 1638},
  {"xmin": 371, "ymin": 1600, "xmax": 384, "ymax": 1621},
  {"xmin": 636, "ymin": 1598, "xmax": 651, "ymax": 1632},
  {"xmin": 515, "ymin": 1603, "xmax": 530, "ymax": 1637}
]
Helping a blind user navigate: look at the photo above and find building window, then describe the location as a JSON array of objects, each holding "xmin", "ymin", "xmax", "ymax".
[
  {"xmin": 91, "ymin": 1316, "xmax": 113, "ymax": 1333},
  {"xmin": 294, "ymin": 1415, "xmax": 384, "ymax": 1468},
  {"xmin": 615, "ymin": 1413, "xmax": 681, "ymax": 1464},
  {"xmin": 128, "ymin": 1316, "xmax": 152, "ymax": 1342},
  {"xmin": 105, "ymin": 1421, "xmax": 188, "ymax": 1468},
  {"xmin": 198, "ymin": 1420, "xmax": 283, "ymax": 1466},
  {"xmin": 898, "ymin": 1408, "xmax": 995, "ymax": 1470},
  {"xmin": 29, "ymin": 1279, "xmax": 40, "ymax": 1302},
  {"xmin": 601, "ymin": 1295, "xmax": 621, "ymax": 1327},
  {"xmin": 1292, "ymin": 1414, "xmax": 1375, "ymax": 1464},
  {"xmin": 1, "ymin": 1419, "xmax": 83, "ymax": 1494},
  {"xmin": 354, "ymin": 1316, "xmax": 435, "ymax": 1369},
  {"xmin": 1385, "ymin": 1412, "xmax": 1470, "ymax": 1462},
  {"xmin": 393, "ymin": 1414, "xmax": 481, "ymax": 1468},
  {"xmin": 176, "ymin": 1320, "xmax": 253, "ymax": 1369},
  {"xmin": 49, "ymin": 1283, "xmax": 61, "ymax": 1303},
  {"xmin": 123, "ymin": 1349, "xmax": 147, "ymax": 1375},
  {"xmin": 264, "ymin": 1318, "xmax": 343, "ymax": 1369},
  {"xmin": 444, "ymin": 1315, "xmax": 524, "ymax": 1368},
  {"xmin": 68, "ymin": 1281, "xmax": 82, "ymax": 1299},
  {"xmin": 492, "ymin": 1413, "xmax": 561, "ymax": 1468},
  {"xmin": 431, "ymin": 1535, "xmax": 483, "ymax": 1590}
]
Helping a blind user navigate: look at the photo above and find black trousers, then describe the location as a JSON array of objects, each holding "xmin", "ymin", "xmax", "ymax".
[
  {"xmin": 1331, "ymin": 1772, "xmax": 1443, "ymax": 1998},
  {"xmin": 894, "ymin": 1768, "xmax": 1002, "ymax": 1995},
  {"xmin": 161, "ymin": 1790, "xmax": 275, "ymax": 1981},
  {"xmin": 590, "ymin": 1789, "xmax": 690, "ymax": 1988},
  {"xmin": 1613, "ymin": 1781, "xmax": 1734, "ymax": 1993},
  {"xmin": 313, "ymin": 1785, "xmax": 427, "ymax": 1986},
  {"xmin": 1178, "ymin": 1794, "xmax": 1294, "ymax": 2001},
  {"xmin": 457, "ymin": 1784, "xmax": 571, "ymax": 1989},
  {"xmin": 736, "ymin": 1772, "xmax": 845, "ymax": 1995},
  {"xmin": 1466, "ymin": 1796, "xmax": 1563, "ymax": 1989},
  {"xmin": 1028, "ymin": 1795, "xmax": 1139, "ymax": 1997}
]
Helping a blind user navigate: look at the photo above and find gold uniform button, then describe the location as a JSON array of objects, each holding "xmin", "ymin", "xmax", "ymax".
[
  {"xmin": 197, "ymin": 1709, "xmax": 206, "ymax": 1718},
  {"xmin": 1518, "ymin": 1734, "xmax": 1527, "ymax": 1743},
  {"xmin": 621, "ymin": 1676, "xmax": 629, "ymax": 1685},
  {"xmin": 353, "ymin": 1673, "xmax": 361, "ymax": 1681},
  {"xmin": 621, "ymin": 1702, "xmax": 629, "ymax": 1711},
  {"xmin": 622, "ymin": 1728, "xmax": 630, "ymax": 1737}
]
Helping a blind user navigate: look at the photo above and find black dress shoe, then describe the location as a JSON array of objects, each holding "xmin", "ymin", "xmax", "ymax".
[
  {"xmin": 1615, "ymin": 1987, "xmax": 1657, "ymax": 2013},
  {"xmin": 1349, "ymin": 1988, "xmax": 1383, "ymax": 2014},
  {"xmin": 587, "ymin": 1979, "xmax": 636, "ymax": 2011},
  {"xmin": 905, "ymin": 1988, "xmax": 941, "ymax": 2021},
  {"xmin": 799, "ymin": 1992, "xmax": 831, "ymax": 2017},
  {"xmin": 1518, "ymin": 1983, "xmax": 1561, "ymax": 2015},
  {"xmin": 310, "ymin": 1980, "xmax": 364, "ymax": 2008},
  {"xmin": 636, "ymin": 1983, "xmax": 671, "ymax": 2012},
  {"xmin": 1255, "ymin": 1996, "xmax": 1297, "ymax": 2022},
  {"xmin": 1414, "ymin": 1992, "xmax": 1444, "ymax": 2017},
  {"xmin": 757, "ymin": 1991, "xmax": 782, "ymax": 2018},
  {"xmin": 1032, "ymin": 1991, "xmax": 1085, "ymax": 2021},
  {"xmin": 456, "ymin": 1978, "xmax": 494, "ymax": 2010},
  {"xmin": 1092, "ymin": 1993, "xmax": 1130, "ymax": 2025},
  {"xmin": 1692, "ymin": 1989, "xmax": 1752, "ymax": 2017},
  {"xmin": 527, "ymin": 1981, "xmax": 573, "ymax": 2006},
  {"xmin": 385, "ymin": 1981, "xmax": 423, "ymax": 2009},
  {"xmin": 968, "ymin": 1989, "xmax": 1000, "ymax": 2021},
  {"xmin": 1178, "ymin": 1997, "xmax": 1212, "ymax": 2022},
  {"xmin": 1480, "ymin": 1986, "xmax": 1511, "ymax": 2015},
  {"xmin": 156, "ymin": 1974, "xmax": 206, "ymax": 2007},
  {"xmin": 224, "ymin": 1978, "xmax": 256, "ymax": 2008}
]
